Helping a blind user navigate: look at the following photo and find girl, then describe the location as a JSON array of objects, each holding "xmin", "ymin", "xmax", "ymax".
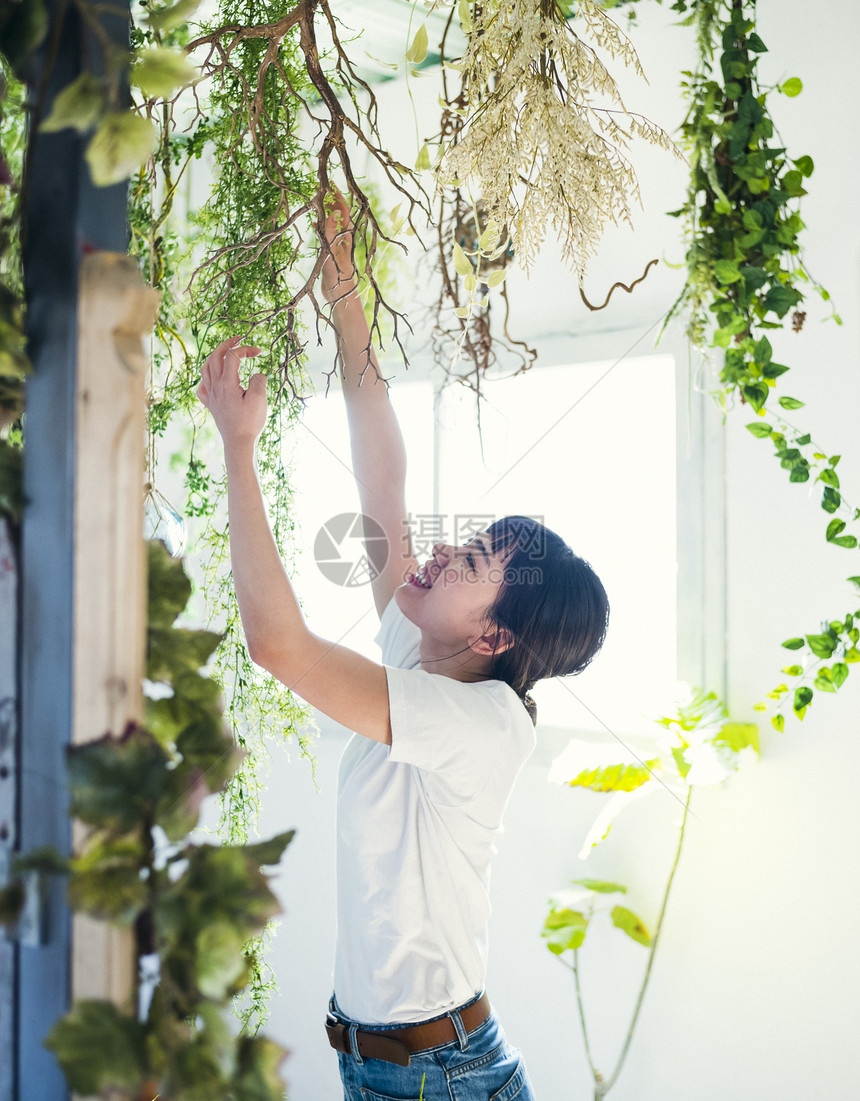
[{"xmin": 196, "ymin": 195, "xmax": 609, "ymax": 1101}]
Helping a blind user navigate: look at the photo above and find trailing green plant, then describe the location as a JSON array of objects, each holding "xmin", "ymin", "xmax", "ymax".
[
  {"xmin": 0, "ymin": 53, "xmax": 27, "ymax": 519},
  {"xmin": 1, "ymin": 541, "xmax": 294, "ymax": 1100},
  {"xmin": 651, "ymin": 0, "xmax": 858, "ymax": 725},
  {"xmin": 543, "ymin": 689, "xmax": 758, "ymax": 1099}
]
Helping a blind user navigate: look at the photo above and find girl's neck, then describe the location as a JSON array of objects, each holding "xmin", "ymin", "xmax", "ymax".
[{"xmin": 418, "ymin": 634, "xmax": 495, "ymax": 684}]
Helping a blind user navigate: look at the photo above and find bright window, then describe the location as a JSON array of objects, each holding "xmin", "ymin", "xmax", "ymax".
[{"xmin": 287, "ymin": 353, "xmax": 677, "ymax": 736}]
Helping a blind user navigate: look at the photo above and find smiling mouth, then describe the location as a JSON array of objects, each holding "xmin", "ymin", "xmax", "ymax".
[{"xmin": 407, "ymin": 562, "xmax": 433, "ymax": 589}]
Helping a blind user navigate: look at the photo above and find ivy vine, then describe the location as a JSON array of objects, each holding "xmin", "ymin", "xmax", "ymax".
[{"xmin": 1, "ymin": 541, "xmax": 294, "ymax": 1100}]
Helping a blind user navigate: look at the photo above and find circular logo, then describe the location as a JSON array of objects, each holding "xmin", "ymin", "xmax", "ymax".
[{"xmin": 314, "ymin": 512, "xmax": 389, "ymax": 587}]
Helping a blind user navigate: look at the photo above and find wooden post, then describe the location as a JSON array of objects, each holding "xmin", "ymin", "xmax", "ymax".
[{"xmin": 70, "ymin": 253, "xmax": 158, "ymax": 1005}]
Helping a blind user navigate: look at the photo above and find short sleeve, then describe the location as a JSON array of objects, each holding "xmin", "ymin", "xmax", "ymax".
[{"xmin": 385, "ymin": 665, "xmax": 531, "ymax": 803}]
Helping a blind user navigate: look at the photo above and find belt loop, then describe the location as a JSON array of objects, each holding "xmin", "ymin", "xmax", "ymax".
[
  {"xmin": 449, "ymin": 1007, "xmax": 469, "ymax": 1051},
  {"xmin": 348, "ymin": 1023, "xmax": 365, "ymax": 1065}
]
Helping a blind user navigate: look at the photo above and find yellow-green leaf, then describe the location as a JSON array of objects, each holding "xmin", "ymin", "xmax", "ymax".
[
  {"xmin": 406, "ymin": 24, "xmax": 428, "ymax": 64},
  {"xmin": 610, "ymin": 905, "xmax": 650, "ymax": 947},
  {"xmin": 458, "ymin": 0, "xmax": 473, "ymax": 32},
  {"xmin": 541, "ymin": 907, "xmax": 588, "ymax": 954},
  {"xmin": 486, "ymin": 269, "xmax": 507, "ymax": 288},
  {"xmin": 41, "ymin": 72, "xmax": 104, "ymax": 133},
  {"xmin": 452, "ymin": 240, "xmax": 473, "ymax": 276},
  {"xmin": 147, "ymin": 0, "xmax": 203, "ymax": 31},
  {"xmin": 567, "ymin": 760, "xmax": 656, "ymax": 793},
  {"xmin": 716, "ymin": 722, "xmax": 760, "ymax": 755},
  {"xmin": 84, "ymin": 113, "xmax": 157, "ymax": 187},
  {"xmin": 131, "ymin": 47, "xmax": 198, "ymax": 100},
  {"xmin": 478, "ymin": 221, "xmax": 499, "ymax": 251},
  {"xmin": 414, "ymin": 142, "xmax": 431, "ymax": 171}
]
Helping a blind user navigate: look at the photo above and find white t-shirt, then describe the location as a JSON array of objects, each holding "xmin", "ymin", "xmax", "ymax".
[{"xmin": 333, "ymin": 595, "xmax": 536, "ymax": 1024}]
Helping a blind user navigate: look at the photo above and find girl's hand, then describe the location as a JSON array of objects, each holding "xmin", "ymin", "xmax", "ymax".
[
  {"xmin": 320, "ymin": 190, "xmax": 358, "ymax": 305},
  {"xmin": 196, "ymin": 336, "xmax": 266, "ymax": 447}
]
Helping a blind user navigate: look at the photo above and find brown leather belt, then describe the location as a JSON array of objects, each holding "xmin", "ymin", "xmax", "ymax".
[{"xmin": 325, "ymin": 992, "xmax": 491, "ymax": 1067}]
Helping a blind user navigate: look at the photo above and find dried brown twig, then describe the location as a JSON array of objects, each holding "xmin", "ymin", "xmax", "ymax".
[{"xmin": 177, "ymin": 0, "xmax": 430, "ymax": 392}]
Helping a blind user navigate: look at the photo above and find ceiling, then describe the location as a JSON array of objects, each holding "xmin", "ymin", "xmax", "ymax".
[{"xmin": 327, "ymin": 0, "xmax": 467, "ymax": 81}]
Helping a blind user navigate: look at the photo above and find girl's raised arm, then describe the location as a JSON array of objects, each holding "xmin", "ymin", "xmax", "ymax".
[
  {"xmin": 196, "ymin": 337, "xmax": 392, "ymax": 745},
  {"xmin": 321, "ymin": 195, "xmax": 418, "ymax": 617}
]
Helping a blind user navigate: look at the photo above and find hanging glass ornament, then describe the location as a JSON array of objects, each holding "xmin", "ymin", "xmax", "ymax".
[{"xmin": 143, "ymin": 483, "xmax": 187, "ymax": 558}]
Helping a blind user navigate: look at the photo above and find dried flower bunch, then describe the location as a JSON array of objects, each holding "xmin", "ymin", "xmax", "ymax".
[{"xmin": 440, "ymin": 0, "xmax": 676, "ymax": 281}]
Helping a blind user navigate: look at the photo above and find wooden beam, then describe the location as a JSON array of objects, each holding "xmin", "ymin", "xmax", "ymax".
[{"xmin": 71, "ymin": 253, "xmax": 158, "ymax": 1007}]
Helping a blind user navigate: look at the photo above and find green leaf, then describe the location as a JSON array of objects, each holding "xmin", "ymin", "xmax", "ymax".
[
  {"xmin": 713, "ymin": 259, "xmax": 741, "ymax": 285},
  {"xmin": 147, "ymin": 627, "xmax": 222, "ymax": 682},
  {"xmin": 195, "ymin": 921, "xmax": 250, "ymax": 999},
  {"xmin": 793, "ymin": 155, "xmax": 814, "ymax": 178},
  {"xmin": 806, "ymin": 633, "xmax": 837, "ymax": 659},
  {"xmin": 793, "ymin": 685, "xmax": 813, "ymax": 715},
  {"xmin": 814, "ymin": 669, "xmax": 836, "ymax": 693},
  {"xmin": 232, "ymin": 1035, "xmax": 289, "ymax": 1100},
  {"xmin": 771, "ymin": 713, "xmax": 785, "ymax": 733},
  {"xmin": 569, "ymin": 878, "xmax": 627, "ymax": 895},
  {"xmin": 84, "ymin": 112, "xmax": 157, "ymax": 187},
  {"xmin": 0, "ymin": 881, "xmax": 25, "ymax": 925},
  {"xmin": 41, "ymin": 72, "xmax": 105, "ymax": 133},
  {"xmin": 847, "ymin": 576, "xmax": 860, "ymax": 593},
  {"xmin": 131, "ymin": 47, "xmax": 198, "ymax": 99},
  {"xmin": 156, "ymin": 844, "xmax": 282, "ymax": 947},
  {"xmin": 763, "ymin": 284, "xmax": 800, "ymax": 318},
  {"xmin": 781, "ymin": 77, "xmax": 803, "ymax": 97},
  {"xmin": 746, "ymin": 422, "xmax": 772, "ymax": 438},
  {"xmin": 541, "ymin": 908, "xmax": 588, "ymax": 954},
  {"xmin": 832, "ymin": 662, "xmax": 849, "ymax": 689},
  {"xmin": 819, "ymin": 468, "xmax": 840, "ymax": 489},
  {"xmin": 68, "ymin": 834, "xmax": 148, "ymax": 924},
  {"xmin": 44, "ymin": 1001, "xmax": 147, "ymax": 1095},
  {"xmin": 610, "ymin": 905, "xmax": 651, "ymax": 947},
  {"xmin": 13, "ymin": 845, "xmax": 71, "ymax": 876},
  {"xmin": 782, "ymin": 637, "xmax": 805, "ymax": 650},
  {"xmin": 147, "ymin": 539, "xmax": 192, "ymax": 627},
  {"xmin": 777, "ymin": 396, "xmax": 805, "ymax": 410},
  {"xmin": 67, "ymin": 725, "xmax": 169, "ymax": 831},
  {"xmin": 746, "ymin": 32, "xmax": 767, "ymax": 52},
  {"xmin": 240, "ymin": 830, "xmax": 296, "ymax": 867},
  {"xmin": 781, "ymin": 665, "xmax": 803, "ymax": 676},
  {"xmin": 414, "ymin": 142, "xmax": 431, "ymax": 171},
  {"xmin": 822, "ymin": 486, "xmax": 842, "ymax": 514},
  {"xmin": 742, "ymin": 383, "xmax": 769, "ymax": 413},
  {"xmin": 406, "ymin": 23, "xmax": 429, "ymax": 64},
  {"xmin": 826, "ymin": 518, "xmax": 846, "ymax": 542}
]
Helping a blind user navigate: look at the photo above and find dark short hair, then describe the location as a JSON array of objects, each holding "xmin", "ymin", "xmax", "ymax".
[{"xmin": 482, "ymin": 516, "xmax": 610, "ymax": 724}]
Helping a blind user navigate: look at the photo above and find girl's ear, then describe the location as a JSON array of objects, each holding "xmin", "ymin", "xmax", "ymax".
[{"xmin": 469, "ymin": 625, "xmax": 514, "ymax": 657}]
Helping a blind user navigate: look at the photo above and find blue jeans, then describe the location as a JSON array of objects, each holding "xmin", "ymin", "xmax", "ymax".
[{"xmin": 331, "ymin": 992, "xmax": 536, "ymax": 1101}]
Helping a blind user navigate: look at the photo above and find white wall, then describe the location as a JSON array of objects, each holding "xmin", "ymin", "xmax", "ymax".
[{"xmin": 213, "ymin": 2, "xmax": 860, "ymax": 1098}]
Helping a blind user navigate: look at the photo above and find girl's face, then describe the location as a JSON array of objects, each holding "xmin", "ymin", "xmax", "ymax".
[{"xmin": 395, "ymin": 533, "xmax": 514, "ymax": 654}]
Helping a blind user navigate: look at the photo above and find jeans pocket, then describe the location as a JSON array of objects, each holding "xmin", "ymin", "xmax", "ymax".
[
  {"xmin": 489, "ymin": 1056, "xmax": 532, "ymax": 1101},
  {"xmin": 447, "ymin": 1042, "xmax": 534, "ymax": 1101}
]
